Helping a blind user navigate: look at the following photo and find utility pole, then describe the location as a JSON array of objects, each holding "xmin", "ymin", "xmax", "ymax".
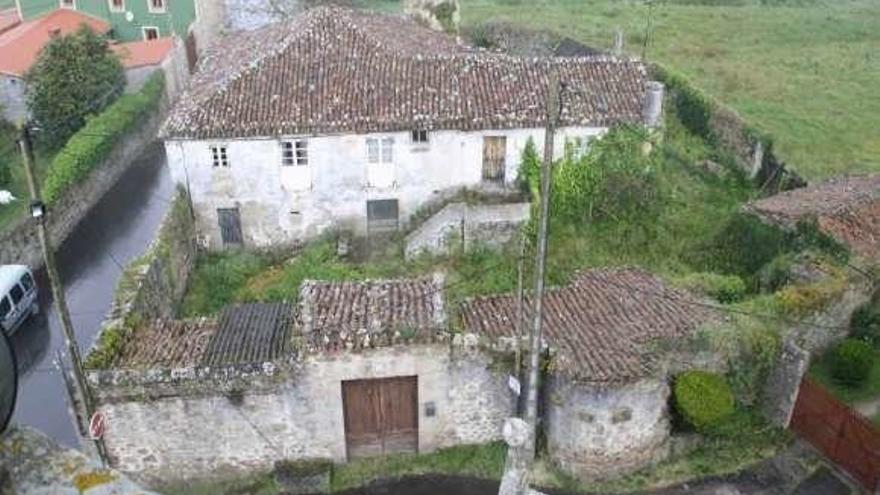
[
  {"xmin": 514, "ymin": 236, "xmax": 526, "ymax": 386},
  {"xmin": 17, "ymin": 125, "xmax": 94, "ymax": 441},
  {"xmin": 498, "ymin": 71, "xmax": 562, "ymax": 495}
]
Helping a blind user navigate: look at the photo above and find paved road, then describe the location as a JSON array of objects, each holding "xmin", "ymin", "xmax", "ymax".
[{"xmin": 7, "ymin": 143, "xmax": 172, "ymax": 447}]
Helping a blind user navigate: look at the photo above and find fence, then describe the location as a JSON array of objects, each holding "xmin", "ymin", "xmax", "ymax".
[{"xmin": 790, "ymin": 378, "xmax": 880, "ymax": 492}]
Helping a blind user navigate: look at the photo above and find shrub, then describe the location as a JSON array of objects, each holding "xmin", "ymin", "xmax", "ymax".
[
  {"xmin": 678, "ymin": 272, "xmax": 746, "ymax": 303},
  {"xmin": 26, "ymin": 26, "xmax": 125, "ymax": 148},
  {"xmin": 0, "ymin": 153, "xmax": 10, "ymax": 188},
  {"xmin": 851, "ymin": 302, "xmax": 880, "ymax": 346},
  {"xmin": 830, "ymin": 338, "xmax": 873, "ymax": 386},
  {"xmin": 674, "ymin": 370, "xmax": 735, "ymax": 434},
  {"xmin": 42, "ymin": 71, "xmax": 165, "ymax": 204}
]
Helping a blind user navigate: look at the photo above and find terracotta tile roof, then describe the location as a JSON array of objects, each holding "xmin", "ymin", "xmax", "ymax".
[
  {"xmin": 112, "ymin": 318, "xmax": 218, "ymax": 369},
  {"xmin": 460, "ymin": 268, "xmax": 718, "ymax": 385},
  {"xmin": 0, "ymin": 9, "xmax": 109, "ymax": 77},
  {"xmin": 110, "ymin": 38, "xmax": 173, "ymax": 69},
  {"xmin": 746, "ymin": 175, "xmax": 880, "ymax": 259},
  {"xmin": 296, "ymin": 274, "xmax": 447, "ymax": 353},
  {"xmin": 0, "ymin": 9, "xmax": 20, "ymax": 36},
  {"xmin": 201, "ymin": 302, "xmax": 294, "ymax": 366},
  {"xmin": 161, "ymin": 6, "xmax": 649, "ymax": 140}
]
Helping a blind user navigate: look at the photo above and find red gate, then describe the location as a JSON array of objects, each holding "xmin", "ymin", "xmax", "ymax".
[{"xmin": 790, "ymin": 378, "xmax": 880, "ymax": 491}]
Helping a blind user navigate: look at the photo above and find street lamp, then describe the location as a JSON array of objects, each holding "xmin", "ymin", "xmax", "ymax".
[{"xmin": 29, "ymin": 200, "xmax": 45, "ymax": 220}]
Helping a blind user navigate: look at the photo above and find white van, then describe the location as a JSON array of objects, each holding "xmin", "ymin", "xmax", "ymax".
[{"xmin": 0, "ymin": 265, "xmax": 39, "ymax": 335}]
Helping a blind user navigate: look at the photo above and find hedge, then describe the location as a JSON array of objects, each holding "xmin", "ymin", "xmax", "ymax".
[
  {"xmin": 674, "ymin": 370, "xmax": 735, "ymax": 434},
  {"xmin": 42, "ymin": 70, "xmax": 165, "ymax": 204},
  {"xmin": 830, "ymin": 338, "xmax": 873, "ymax": 386}
]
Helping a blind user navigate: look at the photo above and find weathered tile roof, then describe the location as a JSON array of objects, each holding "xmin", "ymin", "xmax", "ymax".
[
  {"xmin": 112, "ymin": 318, "xmax": 218, "ymax": 369},
  {"xmin": 161, "ymin": 6, "xmax": 649, "ymax": 140},
  {"xmin": 296, "ymin": 274, "xmax": 446, "ymax": 352},
  {"xmin": 460, "ymin": 268, "xmax": 718, "ymax": 385},
  {"xmin": 746, "ymin": 175, "xmax": 880, "ymax": 259},
  {"xmin": 201, "ymin": 302, "xmax": 294, "ymax": 366}
]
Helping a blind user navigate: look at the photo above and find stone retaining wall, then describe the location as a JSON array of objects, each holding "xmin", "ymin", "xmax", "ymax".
[{"xmin": 0, "ymin": 91, "xmax": 169, "ymax": 268}]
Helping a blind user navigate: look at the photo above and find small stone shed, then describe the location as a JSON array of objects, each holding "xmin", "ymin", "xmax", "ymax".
[
  {"xmin": 460, "ymin": 268, "xmax": 719, "ymax": 480},
  {"xmin": 745, "ymin": 174, "xmax": 880, "ymax": 260},
  {"xmin": 89, "ymin": 274, "xmax": 513, "ymax": 486}
]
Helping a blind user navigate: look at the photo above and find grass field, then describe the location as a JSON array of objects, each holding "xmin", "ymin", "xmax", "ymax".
[{"xmin": 357, "ymin": 0, "xmax": 880, "ymax": 181}]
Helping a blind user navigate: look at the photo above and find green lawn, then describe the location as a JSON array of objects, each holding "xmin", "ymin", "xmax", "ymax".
[
  {"xmin": 809, "ymin": 348, "xmax": 880, "ymax": 405},
  {"xmin": 362, "ymin": 0, "xmax": 879, "ymax": 181}
]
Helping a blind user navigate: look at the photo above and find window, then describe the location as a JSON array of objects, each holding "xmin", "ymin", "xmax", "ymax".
[
  {"xmin": 143, "ymin": 27, "xmax": 160, "ymax": 41},
  {"xmin": 367, "ymin": 137, "xmax": 394, "ymax": 164},
  {"xmin": 411, "ymin": 130, "xmax": 429, "ymax": 145},
  {"xmin": 282, "ymin": 140, "xmax": 308, "ymax": 167},
  {"xmin": 0, "ymin": 297, "xmax": 9, "ymax": 321},
  {"xmin": 217, "ymin": 208, "xmax": 243, "ymax": 246},
  {"xmin": 147, "ymin": 0, "xmax": 165, "ymax": 13},
  {"xmin": 210, "ymin": 146, "xmax": 229, "ymax": 167},
  {"xmin": 59, "ymin": 0, "xmax": 76, "ymax": 9},
  {"xmin": 367, "ymin": 199, "xmax": 399, "ymax": 235},
  {"xmin": 108, "ymin": 0, "xmax": 125, "ymax": 12},
  {"xmin": 9, "ymin": 285, "xmax": 23, "ymax": 305},
  {"xmin": 20, "ymin": 273, "xmax": 34, "ymax": 292}
]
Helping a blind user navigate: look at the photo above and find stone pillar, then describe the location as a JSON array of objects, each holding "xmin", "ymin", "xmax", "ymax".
[
  {"xmin": 643, "ymin": 81, "xmax": 665, "ymax": 128},
  {"xmin": 762, "ymin": 340, "xmax": 810, "ymax": 428},
  {"xmin": 612, "ymin": 28, "xmax": 624, "ymax": 56},
  {"xmin": 750, "ymin": 139, "xmax": 765, "ymax": 179},
  {"xmin": 498, "ymin": 418, "xmax": 531, "ymax": 495},
  {"xmin": 405, "ymin": 0, "xmax": 460, "ymax": 34}
]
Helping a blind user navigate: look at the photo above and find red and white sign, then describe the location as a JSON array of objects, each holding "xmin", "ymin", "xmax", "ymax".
[{"xmin": 88, "ymin": 411, "xmax": 106, "ymax": 440}]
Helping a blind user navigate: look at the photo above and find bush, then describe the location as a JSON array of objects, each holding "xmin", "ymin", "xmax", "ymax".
[
  {"xmin": 42, "ymin": 71, "xmax": 165, "ymax": 204},
  {"xmin": 0, "ymin": 153, "xmax": 10, "ymax": 188},
  {"xmin": 674, "ymin": 370, "xmax": 735, "ymax": 434},
  {"xmin": 851, "ymin": 302, "xmax": 880, "ymax": 346},
  {"xmin": 26, "ymin": 26, "xmax": 126, "ymax": 148},
  {"xmin": 830, "ymin": 338, "xmax": 874, "ymax": 386},
  {"xmin": 678, "ymin": 272, "xmax": 746, "ymax": 303}
]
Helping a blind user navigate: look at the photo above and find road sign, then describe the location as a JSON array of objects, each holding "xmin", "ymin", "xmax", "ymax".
[{"xmin": 88, "ymin": 411, "xmax": 106, "ymax": 440}]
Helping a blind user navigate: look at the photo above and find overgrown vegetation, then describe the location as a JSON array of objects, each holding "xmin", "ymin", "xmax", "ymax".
[
  {"xmin": 42, "ymin": 71, "xmax": 165, "ymax": 204},
  {"xmin": 674, "ymin": 371, "xmax": 736, "ymax": 434},
  {"xmin": 26, "ymin": 26, "xmax": 125, "ymax": 148},
  {"xmin": 829, "ymin": 338, "xmax": 874, "ymax": 386},
  {"xmin": 810, "ymin": 347, "xmax": 880, "ymax": 405}
]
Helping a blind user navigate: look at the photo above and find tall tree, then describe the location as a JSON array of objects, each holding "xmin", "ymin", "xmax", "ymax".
[{"xmin": 26, "ymin": 26, "xmax": 125, "ymax": 148}]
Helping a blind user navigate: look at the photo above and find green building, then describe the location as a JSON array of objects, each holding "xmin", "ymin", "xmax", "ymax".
[{"xmin": 10, "ymin": 0, "xmax": 196, "ymax": 41}]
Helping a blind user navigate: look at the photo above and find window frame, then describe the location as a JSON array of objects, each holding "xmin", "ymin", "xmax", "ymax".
[
  {"xmin": 411, "ymin": 129, "xmax": 429, "ymax": 145},
  {"xmin": 281, "ymin": 140, "xmax": 308, "ymax": 167},
  {"xmin": 142, "ymin": 26, "xmax": 160, "ymax": 41},
  {"xmin": 59, "ymin": 0, "xmax": 76, "ymax": 9},
  {"xmin": 108, "ymin": 0, "xmax": 125, "ymax": 13},
  {"xmin": 210, "ymin": 145, "xmax": 230, "ymax": 168},
  {"xmin": 147, "ymin": 0, "xmax": 166, "ymax": 14},
  {"xmin": 366, "ymin": 137, "xmax": 394, "ymax": 164}
]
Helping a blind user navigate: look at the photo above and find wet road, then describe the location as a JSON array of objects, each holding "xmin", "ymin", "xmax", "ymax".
[{"xmin": 7, "ymin": 143, "xmax": 172, "ymax": 446}]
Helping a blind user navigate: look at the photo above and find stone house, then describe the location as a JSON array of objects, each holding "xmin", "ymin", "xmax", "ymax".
[
  {"xmin": 160, "ymin": 6, "xmax": 661, "ymax": 251},
  {"xmin": 88, "ymin": 268, "xmax": 716, "ymax": 485},
  {"xmin": 460, "ymin": 268, "xmax": 719, "ymax": 480}
]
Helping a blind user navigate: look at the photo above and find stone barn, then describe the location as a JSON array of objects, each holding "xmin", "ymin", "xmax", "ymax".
[
  {"xmin": 89, "ymin": 274, "xmax": 514, "ymax": 486},
  {"xmin": 460, "ymin": 268, "xmax": 720, "ymax": 480}
]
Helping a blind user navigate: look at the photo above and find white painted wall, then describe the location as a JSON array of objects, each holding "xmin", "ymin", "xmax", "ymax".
[
  {"xmin": 165, "ymin": 125, "xmax": 605, "ymax": 249},
  {"xmin": 0, "ymin": 75, "xmax": 27, "ymax": 124}
]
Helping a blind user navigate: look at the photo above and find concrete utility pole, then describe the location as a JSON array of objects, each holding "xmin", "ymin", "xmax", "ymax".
[
  {"xmin": 499, "ymin": 71, "xmax": 563, "ymax": 495},
  {"xmin": 17, "ymin": 125, "xmax": 94, "ymax": 441}
]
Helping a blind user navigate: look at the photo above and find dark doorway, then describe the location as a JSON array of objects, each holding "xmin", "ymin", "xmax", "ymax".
[
  {"xmin": 342, "ymin": 376, "xmax": 418, "ymax": 459},
  {"xmin": 366, "ymin": 199, "xmax": 399, "ymax": 237},
  {"xmin": 217, "ymin": 208, "xmax": 243, "ymax": 247}
]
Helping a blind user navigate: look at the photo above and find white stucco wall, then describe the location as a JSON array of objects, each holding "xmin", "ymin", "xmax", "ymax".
[
  {"xmin": 0, "ymin": 74, "xmax": 27, "ymax": 124},
  {"xmin": 97, "ymin": 344, "xmax": 514, "ymax": 486},
  {"xmin": 165, "ymin": 126, "xmax": 604, "ymax": 249},
  {"xmin": 545, "ymin": 377, "xmax": 671, "ymax": 481}
]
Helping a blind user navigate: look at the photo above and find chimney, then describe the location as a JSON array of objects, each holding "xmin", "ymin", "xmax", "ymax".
[{"xmin": 643, "ymin": 81, "xmax": 665, "ymax": 128}]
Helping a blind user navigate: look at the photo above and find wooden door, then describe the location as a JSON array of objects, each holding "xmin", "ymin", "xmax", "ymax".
[
  {"xmin": 217, "ymin": 208, "xmax": 243, "ymax": 246},
  {"xmin": 482, "ymin": 136, "xmax": 507, "ymax": 183},
  {"xmin": 342, "ymin": 376, "xmax": 418, "ymax": 459}
]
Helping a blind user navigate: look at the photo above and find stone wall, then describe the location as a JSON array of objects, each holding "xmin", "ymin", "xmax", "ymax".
[
  {"xmin": 88, "ymin": 340, "xmax": 515, "ymax": 487},
  {"xmin": 0, "ymin": 88, "xmax": 169, "ymax": 268},
  {"xmin": 545, "ymin": 377, "xmax": 671, "ymax": 481},
  {"xmin": 405, "ymin": 201, "xmax": 530, "ymax": 259},
  {"xmin": 0, "ymin": 426, "xmax": 159, "ymax": 495},
  {"xmin": 762, "ymin": 339, "xmax": 810, "ymax": 428}
]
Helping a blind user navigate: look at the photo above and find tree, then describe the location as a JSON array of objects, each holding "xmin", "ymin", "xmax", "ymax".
[{"xmin": 26, "ymin": 26, "xmax": 125, "ymax": 148}]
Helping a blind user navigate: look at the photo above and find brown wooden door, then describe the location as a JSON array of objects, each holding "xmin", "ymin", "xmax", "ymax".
[
  {"xmin": 482, "ymin": 136, "xmax": 507, "ymax": 183},
  {"xmin": 342, "ymin": 376, "xmax": 418, "ymax": 459}
]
